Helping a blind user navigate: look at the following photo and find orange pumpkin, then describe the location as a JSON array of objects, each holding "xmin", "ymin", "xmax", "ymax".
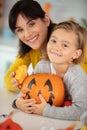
[
  {"xmin": 0, "ymin": 118, "xmax": 22, "ymax": 130},
  {"xmin": 21, "ymin": 73, "xmax": 65, "ymax": 107}
]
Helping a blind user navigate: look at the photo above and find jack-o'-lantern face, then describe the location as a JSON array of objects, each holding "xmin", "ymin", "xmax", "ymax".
[{"xmin": 21, "ymin": 73, "xmax": 65, "ymax": 107}]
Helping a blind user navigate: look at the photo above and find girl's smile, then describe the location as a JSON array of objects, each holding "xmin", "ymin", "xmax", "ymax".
[{"xmin": 47, "ymin": 28, "xmax": 81, "ymax": 65}]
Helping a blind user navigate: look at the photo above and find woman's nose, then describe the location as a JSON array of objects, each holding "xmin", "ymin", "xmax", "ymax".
[{"xmin": 24, "ymin": 29, "xmax": 30, "ymax": 38}]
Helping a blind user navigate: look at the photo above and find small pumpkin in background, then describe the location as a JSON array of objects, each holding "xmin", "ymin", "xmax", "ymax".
[
  {"xmin": 0, "ymin": 118, "xmax": 22, "ymax": 130},
  {"xmin": 0, "ymin": 110, "xmax": 23, "ymax": 130},
  {"xmin": 15, "ymin": 65, "xmax": 65, "ymax": 107}
]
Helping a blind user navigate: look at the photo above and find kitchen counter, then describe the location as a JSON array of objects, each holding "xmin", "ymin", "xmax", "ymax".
[{"xmin": 0, "ymin": 87, "xmax": 82, "ymax": 130}]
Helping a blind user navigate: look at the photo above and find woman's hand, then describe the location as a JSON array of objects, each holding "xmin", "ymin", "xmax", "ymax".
[
  {"xmin": 32, "ymin": 94, "xmax": 47, "ymax": 115},
  {"xmin": 10, "ymin": 72, "xmax": 22, "ymax": 89},
  {"xmin": 16, "ymin": 93, "xmax": 36, "ymax": 114}
]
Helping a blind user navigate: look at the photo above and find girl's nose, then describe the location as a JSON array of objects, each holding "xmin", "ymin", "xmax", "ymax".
[
  {"xmin": 53, "ymin": 44, "xmax": 61, "ymax": 51},
  {"xmin": 56, "ymin": 44, "xmax": 61, "ymax": 51}
]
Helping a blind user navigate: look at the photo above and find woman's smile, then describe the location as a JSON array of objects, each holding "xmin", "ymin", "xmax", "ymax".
[{"xmin": 26, "ymin": 34, "xmax": 39, "ymax": 43}]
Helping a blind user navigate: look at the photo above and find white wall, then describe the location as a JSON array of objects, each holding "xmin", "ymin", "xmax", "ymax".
[
  {"xmin": 38, "ymin": 0, "xmax": 87, "ymax": 24},
  {"xmin": 0, "ymin": 38, "xmax": 18, "ymax": 87},
  {"xmin": 3, "ymin": 0, "xmax": 87, "ymax": 30}
]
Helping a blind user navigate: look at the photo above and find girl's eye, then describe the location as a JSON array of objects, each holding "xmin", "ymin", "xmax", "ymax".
[
  {"xmin": 62, "ymin": 43, "xmax": 68, "ymax": 48},
  {"xmin": 49, "ymin": 38, "xmax": 56, "ymax": 43}
]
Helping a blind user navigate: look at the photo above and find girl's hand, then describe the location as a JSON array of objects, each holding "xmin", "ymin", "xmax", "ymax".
[
  {"xmin": 32, "ymin": 94, "xmax": 47, "ymax": 115},
  {"xmin": 10, "ymin": 72, "xmax": 22, "ymax": 89},
  {"xmin": 16, "ymin": 93, "xmax": 36, "ymax": 114}
]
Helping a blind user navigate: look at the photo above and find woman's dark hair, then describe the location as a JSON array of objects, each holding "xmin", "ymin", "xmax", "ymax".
[{"xmin": 9, "ymin": 0, "xmax": 55, "ymax": 57}]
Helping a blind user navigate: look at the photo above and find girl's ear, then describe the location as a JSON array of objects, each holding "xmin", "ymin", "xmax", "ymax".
[
  {"xmin": 44, "ymin": 13, "xmax": 50, "ymax": 26},
  {"xmin": 73, "ymin": 49, "xmax": 82, "ymax": 59}
]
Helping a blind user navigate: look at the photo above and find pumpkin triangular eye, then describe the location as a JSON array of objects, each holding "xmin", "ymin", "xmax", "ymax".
[
  {"xmin": 44, "ymin": 79, "xmax": 53, "ymax": 91},
  {"xmin": 27, "ymin": 78, "xmax": 36, "ymax": 89},
  {"xmin": 47, "ymin": 93, "xmax": 55, "ymax": 105}
]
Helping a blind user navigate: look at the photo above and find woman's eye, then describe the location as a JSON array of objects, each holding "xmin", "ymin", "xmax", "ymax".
[
  {"xmin": 28, "ymin": 21, "xmax": 35, "ymax": 27},
  {"xmin": 15, "ymin": 29, "xmax": 23, "ymax": 33}
]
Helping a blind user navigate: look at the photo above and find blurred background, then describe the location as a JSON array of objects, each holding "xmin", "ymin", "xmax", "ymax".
[{"xmin": 0, "ymin": 0, "xmax": 87, "ymax": 88}]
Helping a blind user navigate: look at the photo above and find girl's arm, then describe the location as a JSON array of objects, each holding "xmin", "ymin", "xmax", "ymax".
[
  {"xmin": 33, "ymin": 66, "xmax": 87, "ymax": 120},
  {"xmin": 12, "ymin": 92, "xmax": 36, "ymax": 113},
  {"xmin": 42, "ymin": 69, "xmax": 87, "ymax": 120}
]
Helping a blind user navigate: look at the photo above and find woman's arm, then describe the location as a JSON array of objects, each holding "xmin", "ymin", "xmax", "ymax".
[{"xmin": 4, "ymin": 50, "xmax": 40, "ymax": 92}]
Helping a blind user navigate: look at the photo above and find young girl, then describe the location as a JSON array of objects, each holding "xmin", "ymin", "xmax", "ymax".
[
  {"xmin": 29, "ymin": 20, "xmax": 87, "ymax": 121},
  {"xmin": 4, "ymin": 0, "xmax": 55, "ymax": 92}
]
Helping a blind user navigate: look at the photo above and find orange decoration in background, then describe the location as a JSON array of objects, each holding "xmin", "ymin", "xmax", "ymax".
[
  {"xmin": 43, "ymin": 2, "xmax": 52, "ymax": 14},
  {"xmin": 0, "ymin": 3, "xmax": 3, "ymax": 8},
  {"xmin": 65, "ymin": 122, "xmax": 79, "ymax": 130},
  {"xmin": 0, "ymin": 118, "xmax": 22, "ymax": 130}
]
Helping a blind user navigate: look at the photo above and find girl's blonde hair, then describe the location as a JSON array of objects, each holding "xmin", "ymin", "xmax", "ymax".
[{"xmin": 52, "ymin": 20, "xmax": 87, "ymax": 64}]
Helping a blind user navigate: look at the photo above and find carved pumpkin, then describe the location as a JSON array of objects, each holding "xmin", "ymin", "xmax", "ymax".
[{"xmin": 21, "ymin": 73, "xmax": 65, "ymax": 107}]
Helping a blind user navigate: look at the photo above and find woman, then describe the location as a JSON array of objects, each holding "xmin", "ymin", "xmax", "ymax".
[{"xmin": 4, "ymin": 0, "xmax": 55, "ymax": 92}]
